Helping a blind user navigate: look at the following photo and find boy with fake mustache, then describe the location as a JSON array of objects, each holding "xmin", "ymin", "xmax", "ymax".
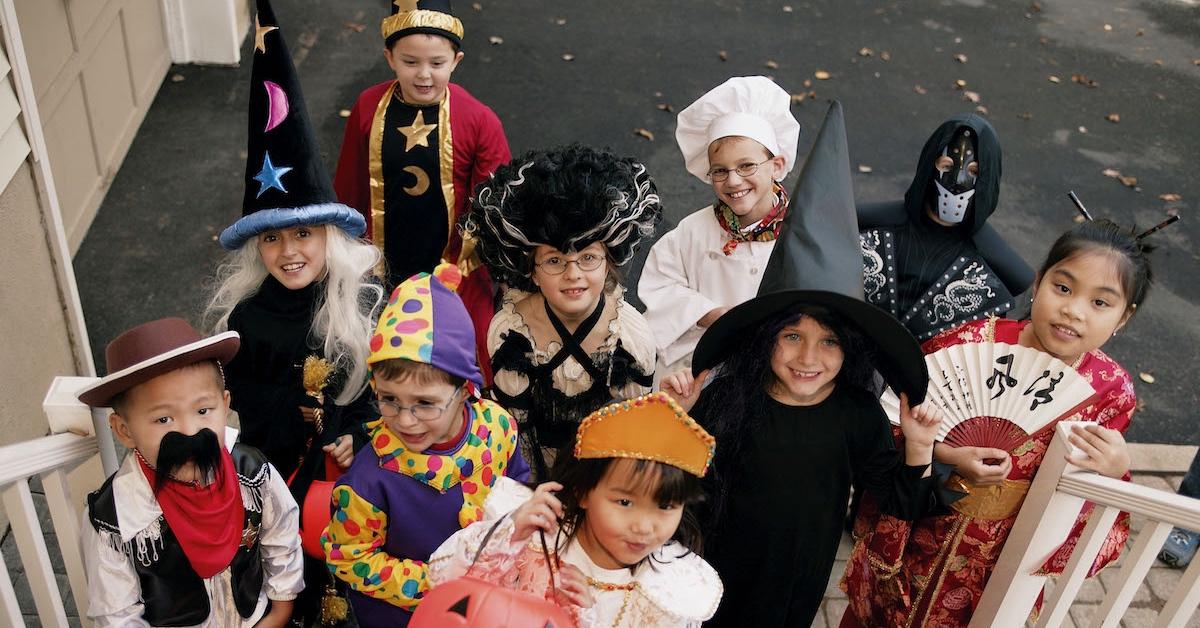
[{"xmin": 78, "ymin": 317, "xmax": 304, "ymax": 627}]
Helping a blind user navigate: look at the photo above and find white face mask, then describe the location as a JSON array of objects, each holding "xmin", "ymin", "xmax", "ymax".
[{"xmin": 933, "ymin": 180, "xmax": 975, "ymax": 224}]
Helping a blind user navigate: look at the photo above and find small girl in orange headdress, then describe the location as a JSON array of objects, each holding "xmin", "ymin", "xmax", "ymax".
[{"xmin": 426, "ymin": 392, "xmax": 723, "ymax": 627}]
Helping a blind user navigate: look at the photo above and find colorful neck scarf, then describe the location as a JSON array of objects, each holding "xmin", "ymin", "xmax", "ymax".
[
  {"xmin": 713, "ymin": 183, "xmax": 789, "ymax": 255},
  {"xmin": 137, "ymin": 448, "xmax": 244, "ymax": 579}
]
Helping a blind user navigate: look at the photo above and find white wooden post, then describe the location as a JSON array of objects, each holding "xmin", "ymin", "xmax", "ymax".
[
  {"xmin": 1, "ymin": 480, "xmax": 69, "ymax": 627},
  {"xmin": 969, "ymin": 423, "xmax": 1089, "ymax": 627},
  {"xmin": 160, "ymin": 0, "xmax": 252, "ymax": 66}
]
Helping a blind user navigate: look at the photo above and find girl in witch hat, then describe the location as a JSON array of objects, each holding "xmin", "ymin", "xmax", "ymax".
[
  {"xmin": 463, "ymin": 145, "xmax": 662, "ymax": 480},
  {"xmin": 203, "ymin": 0, "xmax": 384, "ymax": 624},
  {"xmin": 841, "ymin": 208, "xmax": 1169, "ymax": 627},
  {"xmin": 660, "ymin": 101, "xmax": 946, "ymax": 626}
]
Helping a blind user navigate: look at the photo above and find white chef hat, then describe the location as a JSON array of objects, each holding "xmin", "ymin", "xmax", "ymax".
[{"xmin": 676, "ymin": 76, "xmax": 801, "ymax": 183}]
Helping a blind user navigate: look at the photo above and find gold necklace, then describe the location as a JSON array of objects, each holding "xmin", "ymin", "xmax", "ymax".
[{"xmin": 586, "ymin": 578, "xmax": 636, "ymax": 627}]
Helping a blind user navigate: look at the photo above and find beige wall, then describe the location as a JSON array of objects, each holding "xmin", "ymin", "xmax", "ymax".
[{"xmin": 15, "ymin": 0, "xmax": 170, "ymax": 253}]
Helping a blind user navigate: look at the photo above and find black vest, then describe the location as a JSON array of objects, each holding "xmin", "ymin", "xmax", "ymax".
[{"xmin": 88, "ymin": 444, "xmax": 271, "ymax": 626}]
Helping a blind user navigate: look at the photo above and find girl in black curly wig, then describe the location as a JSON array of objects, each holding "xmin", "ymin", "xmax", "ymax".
[{"xmin": 463, "ymin": 145, "xmax": 663, "ymax": 479}]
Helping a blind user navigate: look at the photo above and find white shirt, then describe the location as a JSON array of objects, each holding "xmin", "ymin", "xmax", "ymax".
[
  {"xmin": 79, "ymin": 437, "xmax": 304, "ymax": 627},
  {"xmin": 638, "ymin": 207, "xmax": 775, "ymax": 372}
]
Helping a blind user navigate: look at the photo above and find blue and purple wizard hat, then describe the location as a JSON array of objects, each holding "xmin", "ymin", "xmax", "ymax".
[{"xmin": 218, "ymin": 0, "xmax": 365, "ymax": 250}]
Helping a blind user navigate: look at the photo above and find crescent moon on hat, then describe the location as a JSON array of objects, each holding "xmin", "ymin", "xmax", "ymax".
[
  {"xmin": 403, "ymin": 166, "xmax": 430, "ymax": 196},
  {"xmin": 263, "ymin": 81, "xmax": 289, "ymax": 132}
]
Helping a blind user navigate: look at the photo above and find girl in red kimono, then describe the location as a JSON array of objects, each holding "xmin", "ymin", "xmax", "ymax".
[{"xmin": 841, "ymin": 218, "xmax": 1159, "ymax": 626}]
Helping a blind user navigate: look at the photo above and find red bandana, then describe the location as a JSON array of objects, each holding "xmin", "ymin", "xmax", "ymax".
[
  {"xmin": 713, "ymin": 183, "xmax": 789, "ymax": 255},
  {"xmin": 138, "ymin": 448, "xmax": 245, "ymax": 579}
]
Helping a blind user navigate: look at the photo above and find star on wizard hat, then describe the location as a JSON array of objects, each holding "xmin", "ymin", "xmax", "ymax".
[
  {"xmin": 219, "ymin": 0, "xmax": 365, "ymax": 250},
  {"xmin": 691, "ymin": 101, "xmax": 928, "ymax": 403},
  {"xmin": 383, "ymin": 0, "xmax": 463, "ymax": 49}
]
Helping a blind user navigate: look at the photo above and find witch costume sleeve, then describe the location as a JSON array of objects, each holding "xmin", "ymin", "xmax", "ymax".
[{"xmin": 858, "ymin": 113, "xmax": 1034, "ymax": 343}]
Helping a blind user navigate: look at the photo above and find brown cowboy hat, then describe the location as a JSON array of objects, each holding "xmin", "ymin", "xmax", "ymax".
[{"xmin": 77, "ymin": 317, "xmax": 240, "ymax": 408}]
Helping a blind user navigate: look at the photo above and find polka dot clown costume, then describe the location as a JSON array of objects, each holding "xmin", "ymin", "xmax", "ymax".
[{"xmin": 322, "ymin": 263, "xmax": 530, "ymax": 626}]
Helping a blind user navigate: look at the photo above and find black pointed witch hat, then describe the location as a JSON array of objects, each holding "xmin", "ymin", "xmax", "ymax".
[
  {"xmin": 691, "ymin": 100, "xmax": 928, "ymax": 403},
  {"xmin": 218, "ymin": 0, "xmax": 365, "ymax": 250}
]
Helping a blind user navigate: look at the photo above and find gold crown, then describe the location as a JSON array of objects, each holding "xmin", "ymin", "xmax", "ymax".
[
  {"xmin": 381, "ymin": 9, "xmax": 464, "ymax": 42},
  {"xmin": 574, "ymin": 392, "xmax": 716, "ymax": 477}
]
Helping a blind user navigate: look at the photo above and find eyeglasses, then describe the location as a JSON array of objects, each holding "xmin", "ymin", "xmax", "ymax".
[
  {"xmin": 534, "ymin": 252, "xmax": 605, "ymax": 275},
  {"xmin": 706, "ymin": 158, "xmax": 774, "ymax": 182},
  {"xmin": 377, "ymin": 388, "xmax": 461, "ymax": 422}
]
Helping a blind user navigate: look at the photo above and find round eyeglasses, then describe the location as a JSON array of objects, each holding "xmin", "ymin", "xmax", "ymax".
[
  {"xmin": 534, "ymin": 252, "xmax": 605, "ymax": 275},
  {"xmin": 377, "ymin": 389, "xmax": 460, "ymax": 422},
  {"xmin": 706, "ymin": 158, "xmax": 774, "ymax": 182}
]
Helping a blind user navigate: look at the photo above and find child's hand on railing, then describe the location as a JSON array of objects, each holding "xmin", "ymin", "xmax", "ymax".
[{"xmin": 1066, "ymin": 423, "xmax": 1130, "ymax": 479}]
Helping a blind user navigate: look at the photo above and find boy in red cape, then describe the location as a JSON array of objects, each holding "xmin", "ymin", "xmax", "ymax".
[
  {"xmin": 333, "ymin": 0, "xmax": 510, "ymax": 383},
  {"xmin": 78, "ymin": 318, "xmax": 303, "ymax": 627}
]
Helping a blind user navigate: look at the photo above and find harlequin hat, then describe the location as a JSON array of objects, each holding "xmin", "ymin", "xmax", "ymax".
[
  {"xmin": 383, "ymin": 0, "xmax": 463, "ymax": 49},
  {"xmin": 78, "ymin": 318, "xmax": 240, "ymax": 408},
  {"xmin": 219, "ymin": 0, "xmax": 365, "ymax": 250},
  {"xmin": 575, "ymin": 392, "xmax": 716, "ymax": 477},
  {"xmin": 463, "ymin": 145, "xmax": 663, "ymax": 293},
  {"xmin": 676, "ymin": 76, "xmax": 801, "ymax": 183},
  {"xmin": 369, "ymin": 262, "xmax": 482, "ymax": 388},
  {"xmin": 691, "ymin": 101, "xmax": 928, "ymax": 404}
]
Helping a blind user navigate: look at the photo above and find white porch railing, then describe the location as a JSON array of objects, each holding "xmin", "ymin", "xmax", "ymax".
[
  {"xmin": 972, "ymin": 422, "xmax": 1200, "ymax": 627},
  {"xmin": 0, "ymin": 375, "xmax": 114, "ymax": 627}
]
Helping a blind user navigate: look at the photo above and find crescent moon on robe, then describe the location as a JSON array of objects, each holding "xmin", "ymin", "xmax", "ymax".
[
  {"xmin": 403, "ymin": 166, "xmax": 430, "ymax": 196},
  {"xmin": 263, "ymin": 80, "xmax": 290, "ymax": 132}
]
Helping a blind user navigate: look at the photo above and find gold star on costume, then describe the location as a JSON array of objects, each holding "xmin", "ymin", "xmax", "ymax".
[
  {"xmin": 397, "ymin": 110, "xmax": 437, "ymax": 152},
  {"xmin": 393, "ymin": 0, "xmax": 420, "ymax": 11},
  {"xmin": 254, "ymin": 15, "xmax": 278, "ymax": 54}
]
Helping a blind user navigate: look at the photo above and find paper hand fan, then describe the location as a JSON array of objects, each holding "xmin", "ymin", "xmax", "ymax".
[{"xmin": 881, "ymin": 342, "xmax": 1098, "ymax": 453}]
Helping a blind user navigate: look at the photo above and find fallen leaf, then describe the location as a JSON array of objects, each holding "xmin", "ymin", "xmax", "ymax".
[
  {"xmin": 1078, "ymin": 126, "xmax": 1088, "ymax": 133},
  {"xmin": 858, "ymin": 164, "xmax": 873, "ymax": 173},
  {"xmin": 1103, "ymin": 23, "xmax": 1113, "ymax": 32},
  {"xmin": 1071, "ymin": 74, "xmax": 1099, "ymax": 88},
  {"xmin": 803, "ymin": 79, "xmax": 812, "ymax": 88},
  {"xmin": 471, "ymin": 2, "xmax": 482, "ymax": 10},
  {"xmin": 766, "ymin": 59, "xmax": 780, "ymax": 69},
  {"xmin": 1018, "ymin": 112, "xmax": 1033, "ymax": 120},
  {"xmin": 1136, "ymin": 29, "xmax": 1144, "ymax": 36},
  {"xmin": 782, "ymin": 4, "xmax": 793, "ymax": 12},
  {"xmin": 962, "ymin": 90, "xmax": 981, "ymax": 103},
  {"xmin": 338, "ymin": 109, "xmax": 352, "ymax": 118},
  {"xmin": 1117, "ymin": 175, "xmax": 1138, "ymax": 187},
  {"xmin": 344, "ymin": 21, "xmax": 366, "ymax": 32},
  {"xmin": 1048, "ymin": 75, "xmax": 1061, "ymax": 83},
  {"xmin": 913, "ymin": 84, "xmax": 928, "ymax": 95},
  {"xmin": 954, "ymin": 79, "xmax": 968, "ymax": 89},
  {"xmin": 808, "ymin": 90, "xmax": 817, "ymax": 98},
  {"xmin": 633, "ymin": 128, "xmax": 654, "ymax": 141},
  {"xmin": 656, "ymin": 103, "xmax": 674, "ymax": 113},
  {"xmin": 1030, "ymin": 2, "xmax": 1042, "ymax": 12},
  {"xmin": 555, "ymin": 17, "xmax": 567, "ymax": 25},
  {"xmin": 1139, "ymin": 372, "xmax": 1155, "ymax": 384},
  {"xmin": 488, "ymin": 35, "xmax": 504, "ymax": 45},
  {"xmin": 1073, "ymin": 214, "xmax": 1087, "ymax": 223},
  {"xmin": 718, "ymin": 50, "xmax": 729, "ymax": 61},
  {"xmin": 790, "ymin": 93, "xmax": 807, "ymax": 104},
  {"xmin": 1154, "ymin": 59, "xmax": 1164, "ymax": 66},
  {"xmin": 654, "ymin": 91, "xmax": 663, "ymax": 97},
  {"xmin": 1194, "ymin": 59, "xmax": 1200, "ymax": 66},
  {"xmin": 211, "ymin": 234, "xmax": 219, "ymax": 241},
  {"xmin": 561, "ymin": 53, "xmax": 575, "ymax": 61},
  {"xmin": 814, "ymin": 70, "xmax": 831, "ymax": 80},
  {"xmin": 1159, "ymin": 193, "xmax": 1182, "ymax": 202},
  {"xmin": 954, "ymin": 53, "xmax": 969, "ymax": 64},
  {"xmin": 170, "ymin": 73, "xmax": 185, "ymax": 83},
  {"xmin": 880, "ymin": 51, "xmax": 892, "ymax": 61},
  {"xmin": 1106, "ymin": 113, "xmax": 1120, "ymax": 123},
  {"xmin": 1155, "ymin": 92, "xmax": 1167, "ymax": 100},
  {"xmin": 1102, "ymin": 168, "xmax": 1121, "ymax": 178},
  {"xmin": 975, "ymin": 105, "xmax": 989, "ymax": 115},
  {"xmin": 859, "ymin": 47, "xmax": 874, "ymax": 57},
  {"xmin": 1039, "ymin": 37, "xmax": 1049, "ymax": 45}
]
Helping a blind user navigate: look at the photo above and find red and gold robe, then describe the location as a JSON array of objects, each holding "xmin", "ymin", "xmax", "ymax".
[
  {"xmin": 334, "ymin": 80, "xmax": 510, "ymax": 383},
  {"xmin": 840, "ymin": 316, "xmax": 1137, "ymax": 627}
]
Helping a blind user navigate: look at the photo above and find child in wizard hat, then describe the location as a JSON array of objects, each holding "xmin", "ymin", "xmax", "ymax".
[
  {"xmin": 660, "ymin": 101, "xmax": 947, "ymax": 627},
  {"xmin": 323, "ymin": 263, "xmax": 531, "ymax": 626},
  {"xmin": 203, "ymin": 0, "xmax": 385, "ymax": 623},
  {"xmin": 78, "ymin": 317, "xmax": 303, "ymax": 627}
]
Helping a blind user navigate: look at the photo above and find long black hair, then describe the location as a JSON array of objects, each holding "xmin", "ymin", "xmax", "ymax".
[
  {"xmin": 548, "ymin": 449, "xmax": 706, "ymax": 568},
  {"xmin": 693, "ymin": 304, "xmax": 879, "ymax": 534}
]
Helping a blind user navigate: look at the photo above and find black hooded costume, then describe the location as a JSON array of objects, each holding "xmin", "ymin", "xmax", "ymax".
[{"xmin": 857, "ymin": 114, "xmax": 1033, "ymax": 342}]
